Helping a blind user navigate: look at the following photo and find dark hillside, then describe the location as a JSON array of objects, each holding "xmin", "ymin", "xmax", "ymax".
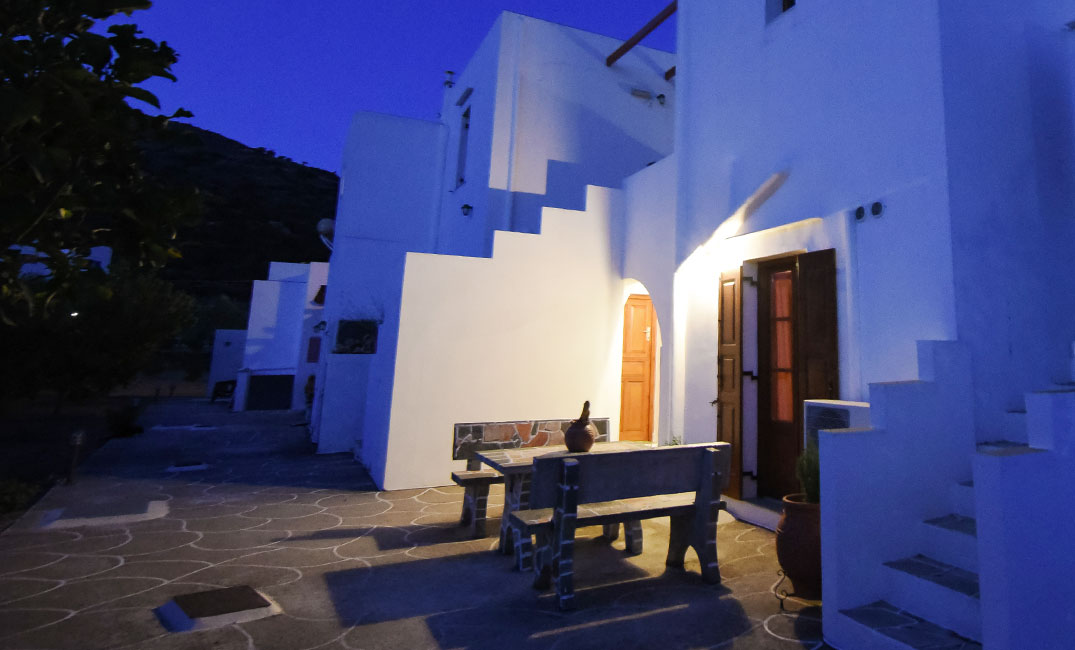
[{"xmin": 142, "ymin": 124, "xmax": 339, "ymax": 301}]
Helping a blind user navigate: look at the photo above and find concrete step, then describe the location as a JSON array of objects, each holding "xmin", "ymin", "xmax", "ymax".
[
  {"xmin": 839, "ymin": 600, "xmax": 982, "ymax": 650},
  {"xmin": 921, "ymin": 514, "xmax": 977, "ymax": 572},
  {"xmin": 995, "ymin": 409, "xmax": 1027, "ymax": 444},
  {"xmin": 882, "ymin": 554, "xmax": 981, "ymax": 642},
  {"xmin": 948, "ymin": 480, "xmax": 975, "ymax": 520}
]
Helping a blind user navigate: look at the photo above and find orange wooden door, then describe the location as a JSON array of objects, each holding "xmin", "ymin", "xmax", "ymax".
[{"xmin": 620, "ymin": 295, "xmax": 656, "ymax": 441}]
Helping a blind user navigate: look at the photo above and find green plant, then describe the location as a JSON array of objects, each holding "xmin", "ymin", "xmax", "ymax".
[
  {"xmin": 0, "ymin": 479, "xmax": 42, "ymax": 514},
  {"xmin": 795, "ymin": 442, "xmax": 820, "ymax": 503}
]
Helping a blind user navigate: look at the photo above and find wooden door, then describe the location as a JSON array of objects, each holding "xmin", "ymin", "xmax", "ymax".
[
  {"xmin": 757, "ymin": 250, "xmax": 838, "ymax": 499},
  {"xmin": 796, "ymin": 249, "xmax": 839, "ymax": 409},
  {"xmin": 717, "ymin": 270, "xmax": 743, "ymax": 498},
  {"xmin": 758, "ymin": 260, "xmax": 799, "ymax": 498},
  {"xmin": 620, "ymin": 295, "xmax": 656, "ymax": 441}
]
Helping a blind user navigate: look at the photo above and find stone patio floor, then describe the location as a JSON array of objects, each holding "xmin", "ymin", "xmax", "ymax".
[{"xmin": 0, "ymin": 400, "xmax": 832, "ymax": 649}]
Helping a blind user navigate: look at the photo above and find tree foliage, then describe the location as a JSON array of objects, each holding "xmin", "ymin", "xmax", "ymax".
[
  {"xmin": 0, "ymin": 262, "xmax": 194, "ymax": 401},
  {"xmin": 0, "ymin": 0, "xmax": 199, "ymax": 323}
]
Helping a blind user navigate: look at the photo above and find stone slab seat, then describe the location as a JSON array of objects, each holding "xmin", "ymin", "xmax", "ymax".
[
  {"xmin": 508, "ymin": 443, "xmax": 730, "ymax": 610},
  {"xmin": 451, "ymin": 458, "xmax": 504, "ymax": 537}
]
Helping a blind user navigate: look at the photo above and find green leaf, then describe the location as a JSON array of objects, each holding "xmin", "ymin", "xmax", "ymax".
[{"xmin": 123, "ymin": 86, "xmax": 160, "ymax": 108}]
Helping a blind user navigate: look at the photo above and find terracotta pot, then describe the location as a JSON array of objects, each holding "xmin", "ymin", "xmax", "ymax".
[
  {"xmin": 774, "ymin": 493, "xmax": 821, "ymax": 600},
  {"xmin": 564, "ymin": 400, "xmax": 597, "ymax": 453}
]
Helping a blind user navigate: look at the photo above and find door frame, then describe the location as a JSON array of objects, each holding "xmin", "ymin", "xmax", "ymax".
[{"xmin": 717, "ymin": 248, "xmax": 839, "ymax": 500}]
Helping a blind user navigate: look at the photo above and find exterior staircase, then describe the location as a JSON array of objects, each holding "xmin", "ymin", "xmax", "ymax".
[
  {"xmin": 825, "ymin": 339, "xmax": 1075, "ymax": 649},
  {"xmin": 838, "ymin": 477, "xmax": 982, "ymax": 649}
]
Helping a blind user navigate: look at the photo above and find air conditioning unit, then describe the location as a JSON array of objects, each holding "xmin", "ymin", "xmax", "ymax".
[{"xmin": 803, "ymin": 399, "xmax": 870, "ymax": 447}]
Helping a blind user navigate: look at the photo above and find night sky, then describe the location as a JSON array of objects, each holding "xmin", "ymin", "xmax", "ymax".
[{"xmin": 106, "ymin": 1, "xmax": 676, "ymax": 173}]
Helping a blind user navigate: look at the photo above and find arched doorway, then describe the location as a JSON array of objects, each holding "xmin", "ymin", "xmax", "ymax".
[{"xmin": 620, "ymin": 290, "xmax": 659, "ymax": 441}]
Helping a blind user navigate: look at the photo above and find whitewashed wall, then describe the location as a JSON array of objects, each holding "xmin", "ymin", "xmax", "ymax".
[
  {"xmin": 290, "ymin": 262, "xmax": 329, "ymax": 411},
  {"xmin": 382, "ymin": 186, "xmax": 625, "ymax": 490},
  {"xmin": 437, "ymin": 12, "xmax": 675, "ymax": 258},
  {"xmin": 317, "ymin": 113, "xmax": 447, "ymax": 458},
  {"xmin": 938, "ymin": 0, "xmax": 1075, "ymax": 437},
  {"xmin": 676, "ymin": 0, "xmax": 958, "ymax": 403},
  {"xmin": 207, "ymin": 329, "xmax": 246, "ymax": 398},
  {"xmin": 621, "ymin": 155, "xmax": 677, "ymax": 443}
]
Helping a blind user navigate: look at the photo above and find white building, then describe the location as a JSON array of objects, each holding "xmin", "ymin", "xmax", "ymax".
[
  {"xmin": 233, "ymin": 261, "xmax": 328, "ymax": 411},
  {"xmin": 206, "ymin": 328, "xmax": 246, "ymax": 398},
  {"xmin": 312, "ymin": 4, "xmax": 1075, "ymax": 648}
]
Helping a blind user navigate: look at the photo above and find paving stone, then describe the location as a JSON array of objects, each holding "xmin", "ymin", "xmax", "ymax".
[
  {"xmin": 0, "ymin": 607, "xmax": 71, "ymax": 638},
  {"xmin": 95, "ymin": 559, "xmax": 213, "ymax": 581},
  {"xmin": 13, "ymin": 576, "xmax": 165, "ymax": 610},
  {"xmin": 193, "ymin": 529, "xmax": 284, "ymax": 551},
  {"xmin": 182, "ymin": 514, "xmax": 272, "ymax": 533},
  {"xmin": 240, "ymin": 613, "xmax": 351, "ymax": 649},
  {"xmin": 0, "ymin": 551, "xmax": 66, "ymax": 575},
  {"xmin": 321, "ymin": 500, "xmax": 394, "ymax": 518},
  {"xmin": 884, "ymin": 555, "xmax": 980, "ymax": 598},
  {"xmin": 33, "ymin": 532, "xmax": 132, "ymax": 555},
  {"xmin": 180, "ymin": 563, "xmax": 303, "ymax": 589},
  {"xmin": 0, "ymin": 577, "xmax": 63, "ymax": 604},
  {"xmin": 9, "ymin": 554, "xmax": 122, "ymax": 581},
  {"xmin": 0, "ymin": 401, "xmax": 836, "ymax": 650}
]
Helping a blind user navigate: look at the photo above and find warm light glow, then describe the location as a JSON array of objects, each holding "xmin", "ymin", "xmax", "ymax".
[{"xmin": 69, "ymin": 312, "xmax": 79, "ymax": 317}]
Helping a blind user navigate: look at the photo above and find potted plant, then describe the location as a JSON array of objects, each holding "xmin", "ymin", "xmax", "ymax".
[{"xmin": 774, "ymin": 442, "xmax": 821, "ymax": 600}]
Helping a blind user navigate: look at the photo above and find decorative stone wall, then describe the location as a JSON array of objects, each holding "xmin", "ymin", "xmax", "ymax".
[{"xmin": 452, "ymin": 418, "xmax": 610, "ymax": 460}]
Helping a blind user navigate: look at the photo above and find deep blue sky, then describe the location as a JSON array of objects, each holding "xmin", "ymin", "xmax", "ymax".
[{"xmin": 109, "ymin": 1, "xmax": 676, "ymax": 173}]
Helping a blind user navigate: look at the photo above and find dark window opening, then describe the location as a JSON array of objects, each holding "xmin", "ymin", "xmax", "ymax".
[
  {"xmin": 335, "ymin": 320, "xmax": 378, "ymax": 354},
  {"xmin": 456, "ymin": 106, "xmax": 470, "ymax": 188},
  {"xmin": 306, "ymin": 336, "xmax": 321, "ymax": 363}
]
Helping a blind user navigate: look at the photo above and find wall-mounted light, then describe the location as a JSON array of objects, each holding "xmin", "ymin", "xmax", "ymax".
[
  {"xmin": 656, "ymin": 93, "xmax": 666, "ymax": 105},
  {"xmin": 461, "ymin": 204, "xmax": 473, "ymax": 217},
  {"xmin": 69, "ymin": 311, "xmax": 79, "ymax": 317}
]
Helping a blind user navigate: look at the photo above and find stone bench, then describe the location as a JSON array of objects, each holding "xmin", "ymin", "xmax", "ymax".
[
  {"xmin": 451, "ymin": 457, "xmax": 504, "ymax": 538},
  {"xmin": 508, "ymin": 443, "xmax": 730, "ymax": 610},
  {"xmin": 450, "ymin": 416, "xmax": 609, "ymax": 537}
]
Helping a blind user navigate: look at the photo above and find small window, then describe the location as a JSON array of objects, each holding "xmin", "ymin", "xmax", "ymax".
[
  {"xmin": 456, "ymin": 106, "xmax": 470, "ymax": 188},
  {"xmin": 766, "ymin": 0, "xmax": 795, "ymax": 23},
  {"xmin": 335, "ymin": 320, "xmax": 378, "ymax": 354}
]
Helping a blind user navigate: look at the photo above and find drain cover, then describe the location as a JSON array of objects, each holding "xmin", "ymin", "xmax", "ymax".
[{"xmin": 157, "ymin": 585, "xmax": 280, "ymax": 631}]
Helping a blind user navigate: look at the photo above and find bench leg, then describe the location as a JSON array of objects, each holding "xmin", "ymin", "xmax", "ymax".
[
  {"xmin": 499, "ymin": 474, "xmax": 530, "ymax": 555},
  {"xmin": 666, "ymin": 513, "xmax": 691, "ymax": 568},
  {"xmin": 515, "ymin": 527, "xmax": 534, "ymax": 572},
  {"xmin": 623, "ymin": 519, "xmax": 643, "ymax": 555},
  {"xmin": 532, "ymin": 529, "xmax": 552, "ymax": 590},
  {"xmin": 601, "ymin": 523, "xmax": 619, "ymax": 541},
  {"xmin": 461, "ymin": 484, "xmax": 491, "ymax": 538},
  {"xmin": 691, "ymin": 503, "xmax": 722, "ymax": 584},
  {"xmin": 552, "ymin": 462, "xmax": 581, "ymax": 611}
]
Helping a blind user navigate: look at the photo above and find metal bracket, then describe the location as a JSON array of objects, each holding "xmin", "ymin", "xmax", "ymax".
[
  {"xmin": 742, "ymin": 275, "xmax": 758, "ymax": 286},
  {"xmin": 742, "ymin": 370, "xmax": 758, "ymax": 381}
]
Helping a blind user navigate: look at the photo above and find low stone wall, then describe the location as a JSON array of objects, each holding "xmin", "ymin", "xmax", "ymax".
[{"xmin": 452, "ymin": 418, "xmax": 610, "ymax": 460}]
